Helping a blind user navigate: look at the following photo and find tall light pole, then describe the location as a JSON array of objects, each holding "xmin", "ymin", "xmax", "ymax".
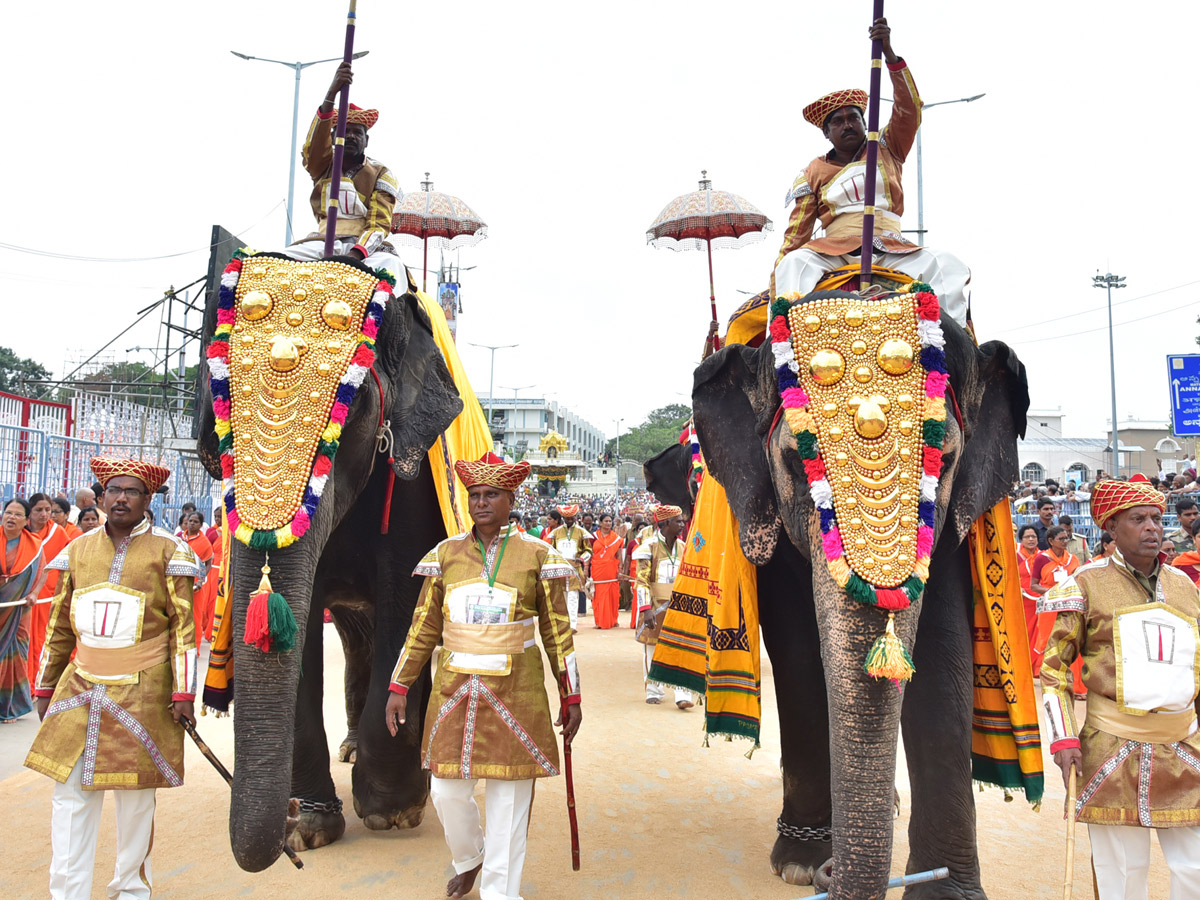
[
  {"xmin": 1093, "ymin": 272, "xmax": 1126, "ymax": 478},
  {"xmin": 231, "ymin": 49, "xmax": 370, "ymax": 245},
  {"xmin": 469, "ymin": 342, "xmax": 518, "ymax": 431},
  {"xmin": 886, "ymin": 92, "xmax": 985, "ymax": 245},
  {"xmin": 614, "ymin": 418, "xmax": 623, "ymax": 466}
]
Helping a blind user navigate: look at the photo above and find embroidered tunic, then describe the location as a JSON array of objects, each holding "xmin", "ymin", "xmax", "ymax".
[
  {"xmin": 389, "ymin": 527, "xmax": 580, "ymax": 780},
  {"xmin": 546, "ymin": 524, "xmax": 592, "ymax": 587},
  {"xmin": 1040, "ymin": 551, "xmax": 1200, "ymax": 826},
  {"xmin": 25, "ymin": 519, "xmax": 200, "ymax": 790},
  {"xmin": 633, "ymin": 534, "xmax": 684, "ymax": 646}
]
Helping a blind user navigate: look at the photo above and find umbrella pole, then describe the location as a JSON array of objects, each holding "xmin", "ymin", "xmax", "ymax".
[
  {"xmin": 324, "ymin": 0, "xmax": 359, "ymax": 258},
  {"xmin": 423, "ymin": 235, "xmax": 428, "ymax": 293},
  {"xmin": 706, "ymin": 238, "xmax": 721, "ymax": 351},
  {"xmin": 858, "ymin": 0, "xmax": 885, "ymax": 290}
]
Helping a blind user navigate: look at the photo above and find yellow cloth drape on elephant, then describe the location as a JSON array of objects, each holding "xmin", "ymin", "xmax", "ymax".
[
  {"xmin": 649, "ymin": 474, "xmax": 761, "ymax": 743},
  {"xmin": 202, "ymin": 276, "xmax": 491, "ymax": 714},
  {"xmin": 968, "ymin": 501, "xmax": 1044, "ymax": 805}
]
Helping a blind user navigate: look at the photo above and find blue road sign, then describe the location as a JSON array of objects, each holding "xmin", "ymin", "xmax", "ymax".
[{"xmin": 1168, "ymin": 354, "xmax": 1200, "ymax": 436}]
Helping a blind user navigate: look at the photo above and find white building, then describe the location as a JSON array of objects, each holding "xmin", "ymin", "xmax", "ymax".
[{"xmin": 477, "ymin": 395, "xmax": 607, "ymax": 462}]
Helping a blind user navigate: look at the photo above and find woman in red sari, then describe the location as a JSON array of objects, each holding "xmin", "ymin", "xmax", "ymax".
[
  {"xmin": 590, "ymin": 513, "xmax": 624, "ymax": 628},
  {"xmin": 25, "ymin": 493, "xmax": 69, "ymax": 684},
  {"xmin": 0, "ymin": 499, "xmax": 46, "ymax": 722}
]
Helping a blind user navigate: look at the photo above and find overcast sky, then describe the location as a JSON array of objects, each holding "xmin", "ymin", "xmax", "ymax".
[{"xmin": 3, "ymin": 1, "xmax": 1196, "ymax": 443}]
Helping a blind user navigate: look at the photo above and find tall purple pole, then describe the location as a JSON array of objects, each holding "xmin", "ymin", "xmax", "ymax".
[
  {"xmin": 323, "ymin": 0, "xmax": 359, "ymax": 258},
  {"xmin": 858, "ymin": 0, "xmax": 886, "ymax": 290}
]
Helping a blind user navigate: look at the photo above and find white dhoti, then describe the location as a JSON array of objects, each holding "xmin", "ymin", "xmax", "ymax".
[
  {"xmin": 49, "ymin": 761, "xmax": 157, "ymax": 900},
  {"xmin": 643, "ymin": 643, "xmax": 691, "ymax": 705},
  {"xmin": 283, "ymin": 238, "xmax": 403, "ymax": 284},
  {"xmin": 1088, "ymin": 823, "xmax": 1200, "ymax": 900},
  {"xmin": 774, "ymin": 246, "xmax": 970, "ymax": 328},
  {"xmin": 567, "ymin": 591, "xmax": 580, "ymax": 631},
  {"xmin": 430, "ymin": 775, "xmax": 535, "ymax": 900}
]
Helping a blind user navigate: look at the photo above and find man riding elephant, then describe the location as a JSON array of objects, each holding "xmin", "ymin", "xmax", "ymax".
[{"xmin": 771, "ymin": 18, "xmax": 971, "ymax": 327}]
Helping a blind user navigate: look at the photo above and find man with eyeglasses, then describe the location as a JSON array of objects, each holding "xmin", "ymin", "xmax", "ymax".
[{"xmin": 25, "ymin": 456, "xmax": 201, "ymax": 900}]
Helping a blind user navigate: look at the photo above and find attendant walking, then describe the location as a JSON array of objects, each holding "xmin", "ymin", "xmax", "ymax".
[
  {"xmin": 0, "ymin": 499, "xmax": 45, "ymax": 722},
  {"xmin": 590, "ymin": 513, "xmax": 623, "ymax": 628}
]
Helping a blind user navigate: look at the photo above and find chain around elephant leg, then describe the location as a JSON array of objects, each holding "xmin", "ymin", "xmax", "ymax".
[
  {"xmin": 287, "ymin": 797, "xmax": 346, "ymax": 852},
  {"xmin": 771, "ymin": 818, "xmax": 833, "ymax": 886}
]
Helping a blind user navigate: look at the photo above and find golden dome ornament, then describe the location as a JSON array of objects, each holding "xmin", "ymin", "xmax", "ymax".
[
  {"xmin": 810, "ymin": 349, "xmax": 846, "ymax": 386},
  {"xmin": 322, "ymin": 298, "xmax": 354, "ymax": 330},
  {"xmin": 268, "ymin": 336, "xmax": 301, "ymax": 372},
  {"xmin": 877, "ymin": 339, "xmax": 915, "ymax": 375},
  {"xmin": 240, "ymin": 290, "xmax": 273, "ymax": 321}
]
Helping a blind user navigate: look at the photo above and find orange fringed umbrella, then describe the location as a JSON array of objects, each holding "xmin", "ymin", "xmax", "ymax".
[{"xmin": 390, "ymin": 172, "xmax": 488, "ymax": 291}]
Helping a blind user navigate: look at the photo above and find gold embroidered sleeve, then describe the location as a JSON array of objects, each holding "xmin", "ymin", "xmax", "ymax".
[
  {"xmin": 302, "ymin": 110, "xmax": 334, "ymax": 181},
  {"xmin": 882, "ymin": 63, "xmax": 922, "ymax": 161},
  {"xmin": 357, "ymin": 168, "xmax": 399, "ymax": 255},
  {"xmin": 167, "ymin": 568, "xmax": 198, "ymax": 699},
  {"xmin": 1040, "ymin": 610, "xmax": 1085, "ymax": 752},
  {"xmin": 389, "ymin": 575, "xmax": 444, "ymax": 692},
  {"xmin": 633, "ymin": 544, "xmax": 652, "ymax": 612},
  {"xmin": 537, "ymin": 570, "xmax": 580, "ymax": 701}
]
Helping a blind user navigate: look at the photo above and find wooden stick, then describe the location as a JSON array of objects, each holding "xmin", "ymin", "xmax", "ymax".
[
  {"xmin": 858, "ymin": 0, "xmax": 886, "ymax": 291},
  {"xmin": 183, "ymin": 719, "xmax": 304, "ymax": 870},
  {"xmin": 559, "ymin": 673, "xmax": 581, "ymax": 871},
  {"xmin": 1063, "ymin": 764, "xmax": 1077, "ymax": 900},
  {"xmin": 323, "ymin": 0, "xmax": 359, "ymax": 257}
]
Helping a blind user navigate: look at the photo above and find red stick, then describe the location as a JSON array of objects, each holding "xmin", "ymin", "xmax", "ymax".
[
  {"xmin": 858, "ymin": 0, "xmax": 886, "ymax": 290},
  {"xmin": 560, "ymin": 673, "xmax": 580, "ymax": 871},
  {"xmin": 323, "ymin": 0, "xmax": 359, "ymax": 258},
  {"xmin": 705, "ymin": 239, "xmax": 721, "ymax": 351}
]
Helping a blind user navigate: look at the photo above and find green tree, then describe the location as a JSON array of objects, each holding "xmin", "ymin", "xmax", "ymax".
[
  {"xmin": 0, "ymin": 346, "xmax": 52, "ymax": 397},
  {"xmin": 605, "ymin": 403, "xmax": 691, "ymax": 463}
]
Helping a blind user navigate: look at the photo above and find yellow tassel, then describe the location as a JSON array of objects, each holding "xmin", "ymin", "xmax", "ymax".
[{"xmin": 863, "ymin": 613, "xmax": 916, "ymax": 683}]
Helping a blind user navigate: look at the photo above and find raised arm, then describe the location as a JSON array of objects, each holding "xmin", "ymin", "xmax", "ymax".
[{"xmin": 873, "ymin": 18, "xmax": 922, "ymax": 162}]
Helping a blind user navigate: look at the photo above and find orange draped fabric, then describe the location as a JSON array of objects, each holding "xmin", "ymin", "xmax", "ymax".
[
  {"xmin": 27, "ymin": 522, "xmax": 68, "ymax": 684},
  {"xmin": 590, "ymin": 530, "xmax": 624, "ymax": 629},
  {"xmin": 1033, "ymin": 548, "xmax": 1085, "ymax": 693},
  {"xmin": 185, "ymin": 531, "xmax": 215, "ymax": 643},
  {"xmin": 1015, "ymin": 544, "xmax": 1043, "ymax": 676}
]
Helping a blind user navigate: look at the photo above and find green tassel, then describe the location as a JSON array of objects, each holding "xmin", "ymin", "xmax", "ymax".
[
  {"xmin": 901, "ymin": 575, "xmax": 925, "ymax": 602},
  {"xmin": 317, "ymin": 439, "xmax": 340, "ymax": 459},
  {"xmin": 845, "ymin": 573, "xmax": 877, "ymax": 606},
  {"xmin": 771, "ymin": 299, "xmax": 792, "ymax": 318},
  {"xmin": 266, "ymin": 592, "xmax": 298, "ymax": 652},
  {"xmin": 795, "ymin": 430, "xmax": 819, "ymax": 459},
  {"xmin": 248, "ymin": 529, "xmax": 277, "ymax": 552},
  {"xmin": 217, "ymin": 432, "xmax": 233, "ymax": 455},
  {"xmin": 863, "ymin": 613, "xmax": 915, "ymax": 683},
  {"xmin": 923, "ymin": 419, "xmax": 946, "ymax": 449}
]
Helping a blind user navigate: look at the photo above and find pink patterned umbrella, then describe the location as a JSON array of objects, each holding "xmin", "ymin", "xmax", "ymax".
[
  {"xmin": 391, "ymin": 173, "xmax": 488, "ymax": 291},
  {"xmin": 646, "ymin": 171, "xmax": 772, "ymax": 349}
]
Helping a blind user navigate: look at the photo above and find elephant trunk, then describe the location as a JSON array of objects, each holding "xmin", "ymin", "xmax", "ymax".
[
  {"xmin": 227, "ymin": 542, "xmax": 316, "ymax": 872},
  {"xmin": 809, "ymin": 515, "xmax": 922, "ymax": 900}
]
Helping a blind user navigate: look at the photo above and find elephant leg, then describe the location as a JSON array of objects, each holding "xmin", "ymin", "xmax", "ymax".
[
  {"xmin": 900, "ymin": 542, "xmax": 986, "ymax": 900},
  {"xmin": 758, "ymin": 543, "xmax": 834, "ymax": 886},
  {"xmin": 329, "ymin": 601, "xmax": 373, "ymax": 763},
  {"xmin": 288, "ymin": 594, "xmax": 345, "ymax": 852}
]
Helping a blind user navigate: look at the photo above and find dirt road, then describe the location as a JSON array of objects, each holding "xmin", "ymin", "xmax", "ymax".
[{"xmin": 1, "ymin": 614, "xmax": 1168, "ymax": 898}]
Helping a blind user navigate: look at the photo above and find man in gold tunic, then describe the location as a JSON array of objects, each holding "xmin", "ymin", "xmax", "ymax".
[
  {"xmin": 634, "ymin": 505, "xmax": 693, "ymax": 708},
  {"xmin": 1041, "ymin": 475, "xmax": 1200, "ymax": 899},
  {"xmin": 385, "ymin": 452, "xmax": 582, "ymax": 900},
  {"xmin": 546, "ymin": 504, "xmax": 592, "ymax": 632},
  {"xmin": 26, "ymin": 457, "xmax": 200, "ymax": 900}
]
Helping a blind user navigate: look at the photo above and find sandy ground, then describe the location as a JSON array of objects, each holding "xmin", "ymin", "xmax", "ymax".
[{"xmin": 0, "ymin": 613, "xmax": 1171, "ymax": 899}]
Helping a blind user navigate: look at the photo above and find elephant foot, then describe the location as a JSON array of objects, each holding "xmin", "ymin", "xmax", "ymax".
[
  {"xmin": 286, "ymin": 799, "xmax": 346, "ymax": 852},
  {"xmin": 337, "ymin": 730, "xmax": 358, "ymax": 764},
  {"xmin": 353, "ymin": 791, "xmax": 428, "ymax": 831},
  {"xmin": 769, "ymin": 822, "xmax": 833, "ymax": 886}
]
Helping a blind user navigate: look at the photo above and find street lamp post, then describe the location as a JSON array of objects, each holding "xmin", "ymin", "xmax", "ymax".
[
  {"xmin": 469, "ymin": 342, "xmax": 518, "ymax": 433},
  {"xmin": 1093, "ymin": 272, "xmax": 1127, "ymax": 478},
  {"xmin": 889, "ymin": 93, "xmax": 985, "ymax": 245},
  {"xmin": 231, "ymin": 49, "xmax": 369, "ymax": 245},
  {"xmin": 614, "ymin": 418, "xmax": 623, "ymax": 469}
]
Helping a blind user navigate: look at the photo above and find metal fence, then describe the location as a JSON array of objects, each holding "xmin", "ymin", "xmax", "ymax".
[{"xmin": 1012, "ymin": 497, "xmax": 1181, "ymax": 550}]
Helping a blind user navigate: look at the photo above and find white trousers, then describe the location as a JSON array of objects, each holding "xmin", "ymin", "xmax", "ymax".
[
  {"xmin": 644, "ymin": 643, "xmax": 691, "ymax": 704},
  {"xmin": 284, "ymin": 239, "xmax": 403, "ymax": 284},
  {"xmin": 567, "ymin": 590, "xmax": 580, "ymax": 631},
  {"xmin": 1089, "ymin": 823, "xmax": 1200, "ymax": 900},
  {"xmin": 430, "ymin": 775, "xmax": 534, "ymax": 900},
  {"xmin": 50, "ymin": 761, "xmax": 157, "ymax": 900},
  {"xmin": 774, "ymin": 246, "xmax": 970, "ymax": 328}
]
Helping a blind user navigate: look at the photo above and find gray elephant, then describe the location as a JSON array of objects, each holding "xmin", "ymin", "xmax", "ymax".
[
  {"xmin": 690, "ymin": 289, "xmax": 1029, "ymax": 900},
  {"xmin": 196, "ymin": 255, "xmax": 462, "ymax": 871}
]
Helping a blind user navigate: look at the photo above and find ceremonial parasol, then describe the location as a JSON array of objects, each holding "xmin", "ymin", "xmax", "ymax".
[
  {"xmin": 646, "ymin": 171, "xmax": 772, "ymax": 350},
  {"xmin": 390, "ymin": 173, "xmax": 488, "ymax": 291}
]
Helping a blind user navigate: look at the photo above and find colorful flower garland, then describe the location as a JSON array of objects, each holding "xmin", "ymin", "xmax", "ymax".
[
  {"xmin": 769, "ymin": 282, "xmax": 947, "ymax": 681},
  {"xmin": 207, "ymin": 251, "xmax": 395, "ymax": 552}
]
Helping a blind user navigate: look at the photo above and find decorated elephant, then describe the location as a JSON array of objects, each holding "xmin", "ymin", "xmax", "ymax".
[
  {"xmin": 691, "ymin": 286, "xmax": 1029, "ymax": 900},
  {"xmin": 196, "ymin": 253, "xmax": 463, "ymax": 871}
]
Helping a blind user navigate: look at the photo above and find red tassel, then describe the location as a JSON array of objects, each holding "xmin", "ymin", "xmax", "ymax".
[
  {"xmin": 381, "ymin": 459, "xmax": 395, "ymax": 535},
  {"xmin": 244, "ymin": 562, "xmax": 274, "ymax": 652}
]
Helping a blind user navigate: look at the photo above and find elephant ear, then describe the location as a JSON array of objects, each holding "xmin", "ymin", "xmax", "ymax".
[
  {"xmin": 693, "ymin": 343, "xmax": 781, "ymax": 565},
  {"xmin": 946, "ymin": 338, "xmax": 1030, "ymax": 542},
  {"xmin": 385, "ymin": 288, "xmax": 464, "ymax": 480}
]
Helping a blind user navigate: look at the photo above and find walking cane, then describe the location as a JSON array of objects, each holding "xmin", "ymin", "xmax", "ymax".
[
  {"xmin": 1063, "ymin": 763, "xmax": 1078, "ymax": 900},
  {"xmin": 183, "ymin": 719, "xmax": 304, "ymax": 870},
  {"xmin": 559, "ymin": 673, "xmax": 581, "ymax": 871}
]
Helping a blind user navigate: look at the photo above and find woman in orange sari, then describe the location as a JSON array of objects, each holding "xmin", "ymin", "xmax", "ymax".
[
  {"xmin": 590, "ymin": 513, "xmax": 624, "ymax": 629},
  {"xmin": 183, "ymin": 511, "xmax": 216, "ymax": 644},
  {"xmin": 25, "ymin": 493, "xmax": 69, "ymax": 685},
  {"xmin": 1032, "ymin": 524, "xmax": 1086, "ymax": 697},
  {"xmin": 0, "ymin": 499, "xmax": 46, "ymax": 722}
]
